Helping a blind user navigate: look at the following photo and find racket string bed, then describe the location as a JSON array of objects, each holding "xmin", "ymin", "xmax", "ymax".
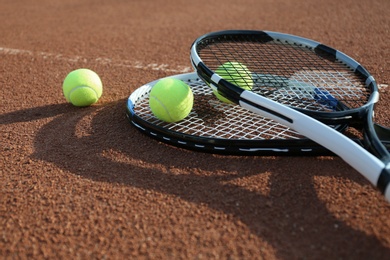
[
  {"xmin": 132, "ymin": 75, "xmax": 305, "ymax": 142},
  {"xmin": 199, "ymin": 36, "xmax": 370, "ymax": 112}
]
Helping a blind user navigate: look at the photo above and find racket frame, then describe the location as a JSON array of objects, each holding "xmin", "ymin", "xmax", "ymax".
[
  {"xmin": 126, "ymin": 73, "xmax": 345, "ymax": 156},
  {"xmin": 190, "ymin": 30, "xmax": 390, "ymax": 201},
  {"xmin": 191, "ymin": 30, "xmax": 379, "ymax": 125}
]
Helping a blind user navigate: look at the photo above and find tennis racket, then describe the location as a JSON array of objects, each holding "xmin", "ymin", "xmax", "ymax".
[
  {"xmin": 190, "ymin": 30, "xmax": 390, "ymax": 201},
  {"xmin": 126, "ymin": 72, "xmax": 390, "ymax": 156}
]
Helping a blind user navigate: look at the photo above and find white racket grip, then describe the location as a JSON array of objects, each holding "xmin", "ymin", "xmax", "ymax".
[
  {"xmin": 240, "ymin": 90, "xmax": 389, "ymax": 201},
  {"xmin": 386, "ymin": 181, "xmax": 390, "ymax": 202}
]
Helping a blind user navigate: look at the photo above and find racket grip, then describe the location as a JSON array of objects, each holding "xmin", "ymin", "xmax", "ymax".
[
  {"xmin": 385, "ymin": 187, "xmax": 390, "ymax": 202},
  {"xmin": 379, "ymin": 169, "xmax": 390, "ymax": 202}
]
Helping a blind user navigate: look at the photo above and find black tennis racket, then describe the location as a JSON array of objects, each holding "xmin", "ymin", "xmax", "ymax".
[
  {"xmin": 126, "ymin": 72, "xmax": 390, "ymax": 156},
  {"xmin": 190, "ymin": 30, "xmax": 390, "ymax": 201}
]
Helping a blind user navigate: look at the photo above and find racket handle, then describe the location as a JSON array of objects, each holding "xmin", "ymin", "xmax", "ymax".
[{"xmin": 385, "ymin": 184, "xmax": 390, "ymax": 202}]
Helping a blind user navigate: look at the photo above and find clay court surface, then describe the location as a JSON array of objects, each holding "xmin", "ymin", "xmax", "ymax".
[{"xmin": 1, "ymin": 0, "xmax": 390, "ymax": 259}]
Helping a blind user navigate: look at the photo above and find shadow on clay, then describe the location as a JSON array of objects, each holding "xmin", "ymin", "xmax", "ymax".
[{"xmin": 3, "ymin": 99, "xmax": 387, "ymax": 259}]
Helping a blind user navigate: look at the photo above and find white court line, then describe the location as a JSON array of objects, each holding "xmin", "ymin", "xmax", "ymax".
[
  {"xmin": 0, "ymin": 46, "xmax": 192, "ymax": 73},
  {"xmin": 1, "ymin": 46, "xmax": 388, "ymax": 89}
]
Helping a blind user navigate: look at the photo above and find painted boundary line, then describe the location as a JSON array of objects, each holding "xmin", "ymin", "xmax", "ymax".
[
  {"xmin": 0, "ymin": 47, "xmax": 193, "ymax": 73},
  {"xmin": 0, "ymin": 46, "xmax": 387, "ymax": 89}
]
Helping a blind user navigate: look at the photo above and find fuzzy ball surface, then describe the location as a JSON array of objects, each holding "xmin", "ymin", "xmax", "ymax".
[
  {"xmin": 214, "ymin": 61, "xmax": 253, "ymax": 104},
  {"xmin": 63, "ymin": 68, "xmax": 103, "ymax": 107},
  {"xmin": 149, "ymin": 78, "xmax": 193, "ymax": 123}
]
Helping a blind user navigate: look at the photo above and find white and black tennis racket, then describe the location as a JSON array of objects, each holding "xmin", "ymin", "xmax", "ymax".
[
  {"xmin": 126, "ymin": 73, "xmax": 389, "ymax": 156},
  {"xmin": 190, "ymin": 30, "xmax": 390, "ymax": 201}
]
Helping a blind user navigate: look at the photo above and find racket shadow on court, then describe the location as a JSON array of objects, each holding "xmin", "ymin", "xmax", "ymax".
[{"xmin": 27, "ymin": 99, "xmax": 390, "ymax": 259}]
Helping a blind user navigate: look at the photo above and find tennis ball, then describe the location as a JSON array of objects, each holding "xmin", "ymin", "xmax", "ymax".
[
  {"xmin": 149, "ymin": 78, "xmax": 193, "ymax": 123},
  {"xmin": 214, "ymin": 61, "xmax": 253, "ymax": 104},
  {"xmin": 62, "ymin": 68, "xmax": 103, "ymax": 107}
]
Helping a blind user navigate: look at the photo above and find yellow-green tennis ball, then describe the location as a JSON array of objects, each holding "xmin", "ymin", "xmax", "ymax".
[
  {"xmin": 62, "ymin": 68, "xmax": 103, "ymax": 107},
  {"xmin": 214, "ymin": 61, "xmax": 253, "ymax": 104},
  {"xmin": 149, "ymin": 78, "xmax": 194, "ymax": 123}
]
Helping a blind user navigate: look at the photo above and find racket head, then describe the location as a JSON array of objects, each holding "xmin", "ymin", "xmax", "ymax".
[
  {"xmin": 126, "ymin": 72, "xmax": 348, "ymax": 156},
  {"xmin": 190, "ymin": 30, "xmax": 379, "ymax": 124}
]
